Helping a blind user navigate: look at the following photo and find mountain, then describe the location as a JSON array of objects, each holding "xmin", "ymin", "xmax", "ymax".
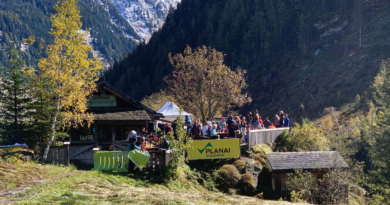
[
  {"xmin": 98, "ymin": 0, "xmax": 181, "ymax": 42},
  {"xmin": 104, "ymin": 0, "xmax": 390, "ymax": 118}
]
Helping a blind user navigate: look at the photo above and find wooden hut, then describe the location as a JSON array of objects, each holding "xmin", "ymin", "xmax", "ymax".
[
  {"xmin": 266, "ymin": 151, "xmax": 348, "ymax": 198},
  {"xmin": 68, "ymin": 82, "xmax": 163, "ymax": 164}
]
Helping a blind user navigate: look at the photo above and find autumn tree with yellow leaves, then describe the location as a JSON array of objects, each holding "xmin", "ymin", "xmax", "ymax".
[
  {"xmin": 24, "ymin": 0, "xmax": 103, "ymax": 160},
  {"xmin": 164, "ymin": 46, "xmax": 250, "ymax": 124}
]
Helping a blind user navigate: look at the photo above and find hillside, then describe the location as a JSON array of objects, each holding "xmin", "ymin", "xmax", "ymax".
[
  {"xmin": 105, "ymin": 0, "xmax": 390, "ymax": 118},
  {"xmin": 0, "ymin": 0, "xmax": 139, "ymax": 68},
  {"xmin": 1, "ymin": 169, "xmax": 304, "ymax": 205}
]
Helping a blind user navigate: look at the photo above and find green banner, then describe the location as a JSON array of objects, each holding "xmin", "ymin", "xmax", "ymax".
[
  {"xmin": 94, "ymin": 151, "xmax": 129, "ymax": 172},
  {"xmin": 128, "ymin": 150, "xmax": 150, "ymax": 170},
  {"xmin": 87, "ymin": 95, "xmax": 116, "ymax": 107}
]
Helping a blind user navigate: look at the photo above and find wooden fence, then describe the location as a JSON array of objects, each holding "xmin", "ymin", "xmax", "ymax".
[
  {"xmin": 69, "ymin": 142, "xmax": 98, "ymax": 165},
  {"xmin": 42, "ymin": 145, "xmax": 69, "ymax": 166},
  {"xmin": 144, "ymin": 150, "xmax": 168, "ymax": 175}
]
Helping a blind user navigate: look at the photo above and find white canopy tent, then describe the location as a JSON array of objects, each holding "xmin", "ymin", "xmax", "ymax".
[{"xmin": 157, "ymin": 102, "xmax": 194, "ymax": 120}]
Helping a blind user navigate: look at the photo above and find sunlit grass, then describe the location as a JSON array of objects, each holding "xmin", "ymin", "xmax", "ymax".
[{"xmin": 11, "ymin": 171, "xmax": 283, "ymax": 205}]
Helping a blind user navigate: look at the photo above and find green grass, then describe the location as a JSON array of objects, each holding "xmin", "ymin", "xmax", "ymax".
[
  {"xmin": 8, "ymin": 170, "xmax": 294, "ymax": 205},
  {"xmin": 0, "ymin": 147, "xmax": 75, "ymax": 191}
]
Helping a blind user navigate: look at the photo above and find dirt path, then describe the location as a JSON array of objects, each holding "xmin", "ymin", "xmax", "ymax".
[{"xmin": 0, "ymin": 171, "xmax": 81, "ymax": 204}]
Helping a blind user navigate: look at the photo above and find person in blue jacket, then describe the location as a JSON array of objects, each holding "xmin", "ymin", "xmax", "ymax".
[
  {"xmin": 128, "ymin": 137, "xmax": 141, "ymax": 151},
  {"xmin": 284, "ymin": 114, "xmax": 290, "ymax": 127},
  {"xmin": 160, "ymin": 137, "xmax": 170, "ymax": 150}
]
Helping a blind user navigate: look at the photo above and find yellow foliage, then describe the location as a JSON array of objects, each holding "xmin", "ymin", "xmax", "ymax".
[
  {"xmin": 140, "ymin": 90, "xmax": 176, "ymax": 111},
  {"xmin": 277, "ymin": 122, "xmax": 329, "ymax": 152},
  {"xmin": 24, "ymin": 0, "xmax": 103, "ymax": 129}
]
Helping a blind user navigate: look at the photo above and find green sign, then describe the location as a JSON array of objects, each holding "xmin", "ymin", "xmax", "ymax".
[
  {"xmin": 87, "ymin": 95, "xmax": 116, "ymax": 107},
  {"xmin": 94, "ymin": 151, "xmax": 129, "ymax": 172}
]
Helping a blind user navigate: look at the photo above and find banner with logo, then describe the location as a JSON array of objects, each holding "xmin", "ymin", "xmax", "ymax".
[
  {"xmin": 128, "ymin": 150, "xmax": 150, "ymax": 170},
  {"xmin": 94, "ymin": 151, "xmax": 129, "ymax": 172},
  {"xmin": 188, "ymin": 139, "xmax": 240, "ymax": 160}
]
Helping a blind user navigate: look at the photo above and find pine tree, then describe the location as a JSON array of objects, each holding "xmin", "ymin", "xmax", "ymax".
[
  {"xmin": 368, "ymin": 58, "xmax": 390, "ymax": 197},
  {"xmin": 0, "ymin": 49, "xmax": 31, "ymax": 144}
]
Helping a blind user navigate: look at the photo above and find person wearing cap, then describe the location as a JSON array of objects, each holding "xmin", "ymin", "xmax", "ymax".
[
  {"xmin": 124, "ymin": 129, "xmax": 137, "ymax": 141},
  {"xmin": 220, "ymin": 117, "xmax": 226, "ymax": 128}
]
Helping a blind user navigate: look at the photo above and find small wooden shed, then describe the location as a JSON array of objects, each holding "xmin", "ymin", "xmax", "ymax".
[{"xmin": 266, "ymin": 151, "xmax": 348, "ymax": 198}]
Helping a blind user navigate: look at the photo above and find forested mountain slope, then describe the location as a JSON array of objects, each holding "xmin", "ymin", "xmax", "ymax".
[
  {"xmin": 105, "ymin": 0, "xmax": 390, "ymax": 118},
  {"xmin": 0, "ymin": 0, "xmax": 140, "ymax": 68}
]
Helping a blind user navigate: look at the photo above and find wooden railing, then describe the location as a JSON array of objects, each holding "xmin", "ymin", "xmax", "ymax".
[
  {"xmin": 247, "ymin": 128, "xmax": 290, "ymax": 149},
  {"xmin": 144, "ymin": 150, "xmax": 168, "ymax": 175}
]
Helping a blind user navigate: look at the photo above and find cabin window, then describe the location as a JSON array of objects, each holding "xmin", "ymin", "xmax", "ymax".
[
  {"xmin": 114, "ymin": 125, "xmax": 137, "ymax": 141},
  {"xmin": 97, "ymin": 124, "xmax": 112, "ymax": 141},
  {"xmin": 70, "ymin": 126, "xmax": 95, "ymax": 141}
]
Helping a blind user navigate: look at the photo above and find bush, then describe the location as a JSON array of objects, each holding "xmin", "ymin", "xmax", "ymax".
[
  {"xmin": 236, "ymin": 173, "xmax": 256, "ymax": 196},
  {"xmin": 275, "ymin": 121, "xmax": 329, "ymax": 152},
  {"xmin": 233, "ymin": 159, "xmax": 246, "ymax": 174},
  {"xmin": 214, "ymin": 165, "xmax": 241, "ymax": 191}
]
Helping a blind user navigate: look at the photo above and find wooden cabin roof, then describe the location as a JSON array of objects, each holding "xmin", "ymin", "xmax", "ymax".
[
  {"xmin": 93, "ymin": 82, "xmax": 163, "ymax": 120},
  {"xmin": 266, "ymin": 151, "xmax": 348, "ymax": 172},
  {"xmin": 94, "ymin": 110, "xmax": 151, "ymax": 121}
]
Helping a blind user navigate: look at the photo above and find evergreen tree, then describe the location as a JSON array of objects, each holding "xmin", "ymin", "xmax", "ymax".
[
  {"xmin": 368, "ymin": 58, "xmax": 390, "ymax": 199},
  {"xmin": 0, "ymin": 49, "xmax": 31, "ymax": 144}
]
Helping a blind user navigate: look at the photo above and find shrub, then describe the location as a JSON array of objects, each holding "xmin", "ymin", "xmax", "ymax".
[
  {"xmin": 214, "ymin": 165, "xmax": 241, "ymax": 191},
  {"xmin": 275, "ymin": 121, "xmax": 329, "ymax": 152},
  {"xmin": 236, "ymin": 173, "xmax": 256, "ymax": 196},
  {"xmin": 233, "ymin": 159, "xmax": 246, "ymax": 174}
]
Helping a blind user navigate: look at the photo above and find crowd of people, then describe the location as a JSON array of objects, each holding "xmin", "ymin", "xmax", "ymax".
[
  {"xmin": 124, "ymin": 128, "xmax": 170, "ymax": 152},
  {"xmin": 187, "ymin": 111, "xmax": 290, "ymax": 140}
]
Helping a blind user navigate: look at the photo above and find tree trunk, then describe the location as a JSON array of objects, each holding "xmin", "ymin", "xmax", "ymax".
[{"xmin": 42, "ymin": 94, "xmax": 60, "ymax": 161}]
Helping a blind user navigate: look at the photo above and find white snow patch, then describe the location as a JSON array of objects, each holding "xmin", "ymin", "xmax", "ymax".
[
  {"xmin": 100, "ymin": 0, "xmax": 181, "ymax": 42},
  {"xmin": 78, "ymin": 29, "xmax": 111, "ymax": 68},
  {"xmin": 320, "ymin": 20, "xmax": 349, "ymax": 38},
  {"xmin": 20, "ymin": 42, "xmax": 28, "ymax": 52}
]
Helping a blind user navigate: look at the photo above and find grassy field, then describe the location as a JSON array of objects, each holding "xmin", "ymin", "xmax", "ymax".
[
  {"xmin": 3, "ymin": 170, "xmax": 302, "ymax": 205},
  {"xmin": 0, "ymin": 147, "xmax": 75, "ymax": 191},
  {"xmin": 0, "ymin": 147, "xmax": 303, "ymax": 204}
]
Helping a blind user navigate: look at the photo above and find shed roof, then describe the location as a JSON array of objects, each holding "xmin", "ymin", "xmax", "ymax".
[
  {"xmin": 94, "ymin": 110, "xmax": 151, "ymax": 121},
  {"xmin": 266, "ymin": 151, "xmax": 348, "ymax": 172}
]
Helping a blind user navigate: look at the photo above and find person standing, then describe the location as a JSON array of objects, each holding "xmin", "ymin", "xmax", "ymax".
[
  {"xmin": 226, "ymin": 116, "xmax": 237, "ymax": 138},
  {"xmin": 128, "ymin": 137, "xmax": 141, "ymax": 174},
  {"xmin": 278, "ymin": 111, "xmax": 285, "ymax": 127},
  {"xmin": 284, "ymin": 113, "xmax": 290, "ymax": 127},
  {"xmin": 202, "ymin": 124, "xmax": 208, "ymax": 136},
  {"xmin": 125, "ymin": 129, "xmax": 137, "ymax": 141},
  {"xmin": 263, "ymin": 117, "xmax": 271, "ymax": 128},
  {"xmin": 254, "ymin": 110, "xmax": 260, "ymax": 130},
  {"xmin": 240, "ymin": 116, "xmax": 247, "ymax": 142},
  {"xmin": 247, "ymin": 112, "xmax": 253, "ymax": 130},
  {"xmin": 274, "ymin": 115, "xmax": 280, "ymax": 127},
  {"xmin": 220, "ymin": 117, "xmax": 226, "ymax": 128}
]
